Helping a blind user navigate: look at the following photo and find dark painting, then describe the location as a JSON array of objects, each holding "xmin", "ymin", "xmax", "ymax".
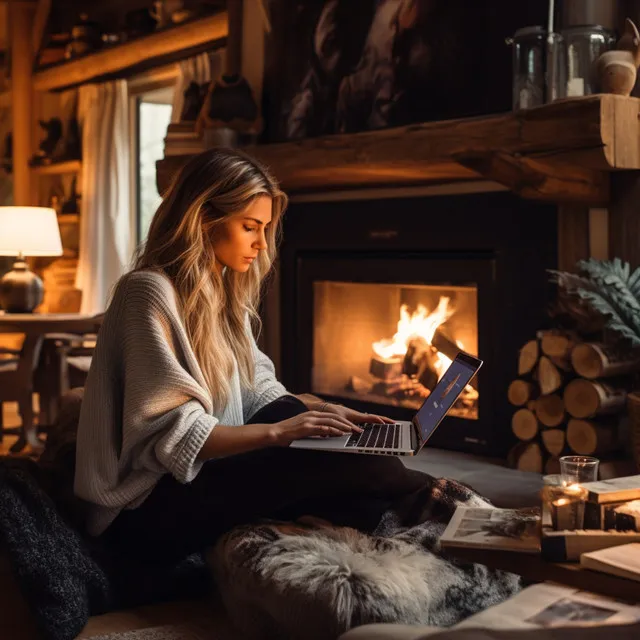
[{"xmin": 264, "ymin": 0, "xmax": 548, "ymax": 142}]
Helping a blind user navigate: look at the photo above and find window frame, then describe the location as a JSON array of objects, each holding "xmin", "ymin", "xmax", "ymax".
[{"xmin": 128, "ymin": 65, "xmax": 178, "ymax": 247}]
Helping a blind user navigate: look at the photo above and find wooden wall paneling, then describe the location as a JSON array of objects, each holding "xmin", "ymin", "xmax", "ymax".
[
  {"xmin": 557, "ymin": 204, "xmax": 590, "ymax": 271},
  {"xmin": 609, "ymin": 171, "xmax": 640, "ymax": 269}
]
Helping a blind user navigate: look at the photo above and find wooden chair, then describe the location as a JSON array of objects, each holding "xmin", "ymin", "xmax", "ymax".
[
  {"xmin": 34, "ymin": 332, "xmax": 96, "ymax": 428},
  {"xmin": 0, "ymin": 337, "xmax": 42, "ymax": 452}
]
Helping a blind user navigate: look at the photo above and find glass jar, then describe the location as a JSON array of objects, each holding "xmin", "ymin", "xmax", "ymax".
[
  {"xmin": 560, "ymin": 25, "xmax": 616, "ymax": 96},
  {"xmin": 510, "ymin": 26, "xmax": 546, "ymax": 110},
  {"xmin": 509, "ymin": 27, "xmax": 565, "ymax": 110}
]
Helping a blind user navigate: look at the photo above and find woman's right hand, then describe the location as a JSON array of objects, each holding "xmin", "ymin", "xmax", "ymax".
[{"xmin": 268, "ymin": 411, "xmax": 363, "ymax": 447}]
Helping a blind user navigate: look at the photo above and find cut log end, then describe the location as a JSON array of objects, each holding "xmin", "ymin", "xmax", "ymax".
[
  {"xmin": 511, "ymin": 408, "xmax": 539, "ymax": 441},
  {"xmin": 541, "ymin": 428, "xmax": 566, "ymax": 456},
  {"xmin": 571, "ymin": 342, "xmax": 640, "ymax": 379},
  {"xmin": 518, "ymin": 340, "xmax": 539, "ymax": 376},
  {"xmin": 538, "ymin": 356, "xmax": 563, "ymax": 395},
  {"xmin": 540, "ymin": 331, "xmax": 577, "ymax": 360},
  {"xmin": 563, "ymin": 379, "xmax": 627, "ymax": 419},
  {"xmin": 566, "ymin": 418, "xmax": 619, "ymax": 456},
  {"xmin": 507, "ymin": 380, "xmax": 536, "ymax": 406},
  {"xmin": 535, "ymin": 393, "xmax": 565, "ymax": 427},
  {"xmin": 508, "ymin": 441, "xmax": 543, "ymax": 473}
]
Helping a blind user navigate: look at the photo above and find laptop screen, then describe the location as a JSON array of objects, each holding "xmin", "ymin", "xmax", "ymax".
[{"xmin": 414, "ymin": 354, "xmax": 480, "ymax": 443}]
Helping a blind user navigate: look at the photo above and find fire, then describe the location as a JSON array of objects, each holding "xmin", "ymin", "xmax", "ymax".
[
  {"xmin": 371, "ymin": 297, "xmax": 478, "ymax": 400},
  {"xmin": 372, "ymin": 297, "xmax": 455, "ymax": 360}
]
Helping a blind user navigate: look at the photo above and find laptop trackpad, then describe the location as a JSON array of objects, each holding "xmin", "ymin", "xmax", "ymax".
[{"xmin": 290, "ymin": 435, "xmax": 351, "ymax": 449}]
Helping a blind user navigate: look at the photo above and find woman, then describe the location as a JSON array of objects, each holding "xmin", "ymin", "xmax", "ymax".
[{"xmin": 74, "ymin": 148, "xmax": 426, "ymax": 561}]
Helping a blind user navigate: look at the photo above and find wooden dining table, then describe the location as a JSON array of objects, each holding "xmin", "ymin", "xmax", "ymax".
[{"xmin": 0, "ymin": 312, "xmax": 103, "ymax": 452}]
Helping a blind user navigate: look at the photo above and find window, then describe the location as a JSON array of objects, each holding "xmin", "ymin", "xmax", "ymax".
[{"xmin": 130, "ymin": 84, "xmax": 174, "ymax": 244}]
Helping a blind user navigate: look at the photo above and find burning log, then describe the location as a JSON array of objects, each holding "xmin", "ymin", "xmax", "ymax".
[
  {"xmin": 541, "ymin": 428, "xmax": 566, "ymax": 456},
  {"xmin": 563, "ymin": 379, "xmax": 627, "ymax": 418},
  {"xmin": 507, "ymin": 380, "xmax": 537, "ymax": 406},
  {"xmin": 369, "ymin": 355, "xmax": 403, "ymax": 381},
  {"xmin": 571, "ymin": 342, "xmax": 640, "ymax": 379},
  {"xmin": 347, "ymin": 375, "xmax": 373, "ymax": 395},
  {"xmin": 402, "ymin": 337, "xmax": 439, "ymax": 391},
  {"xmin": 511, "ymin": 408, "xmax": 539, "ymax": 441},
  {"xmin": 566, "ymin": 418, "xmax": 620, "ymax": 456},
  {"xmin": 534, "ymin": 393, "xmax": 565, "ymax": 427},
  {"xmin": 518, "ymin": 340, "xmax": 539, "ymax": 375}
]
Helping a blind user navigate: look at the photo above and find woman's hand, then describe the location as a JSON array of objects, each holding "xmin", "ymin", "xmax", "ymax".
[
  {"xmin": 322, "ymin": 403, "xmax": 396, "ymax": 425},
  {"xmin": 269, "ymin": 411, "xmax": 363, "ymax": 447}
]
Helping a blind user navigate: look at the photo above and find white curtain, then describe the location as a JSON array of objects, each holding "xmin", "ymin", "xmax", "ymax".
[
  {"xmin": 171, "ymin": 49, "xmax": 226, "ymax": 122},
  {"xmin": 75, "ymin": 80, "xmax": 131, "ymax": 314}
]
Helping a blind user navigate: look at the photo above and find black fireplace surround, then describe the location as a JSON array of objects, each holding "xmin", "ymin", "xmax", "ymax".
[{"xmin": 276, "ymin": 191, "xmax": 557, "ymax": 458}]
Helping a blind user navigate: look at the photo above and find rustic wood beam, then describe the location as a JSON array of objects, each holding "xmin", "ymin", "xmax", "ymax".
[
  {"xmin": 454, "ymin": 151, "xmax": 609, "ymax": 204},
  {"xmin": 33, "ymin": 12, "xmax": 228, "ymax": 92},
  {"xmin": 156, "ymin": 95, "xmax": 640, "ymax": 201},
  {"xmin": 32, "ymin": 0, "xmax": 50, "ymax": 56},
  {"xmin": 9, "ymin": 1, "xmax": 35, "ymax": 205}
]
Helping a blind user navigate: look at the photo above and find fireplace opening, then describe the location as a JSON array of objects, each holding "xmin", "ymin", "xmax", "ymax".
[{"xmin": 312, "ymin": 281, "xmax": 479, "ymax": 419}]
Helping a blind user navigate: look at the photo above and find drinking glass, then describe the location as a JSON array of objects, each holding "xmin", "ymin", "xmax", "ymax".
[{"xmin": 559, "ymin": 455, "xmax": 599, "ymax": 484}]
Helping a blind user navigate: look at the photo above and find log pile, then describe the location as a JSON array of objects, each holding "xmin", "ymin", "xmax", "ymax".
[{"xmin": 507, "ymin": 331, "xmax": 640, "ymax": 474}]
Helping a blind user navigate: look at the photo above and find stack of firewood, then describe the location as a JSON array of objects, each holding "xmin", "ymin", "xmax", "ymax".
[{"xmin": 508, "ymin": 331, "xmax": 640, "ymax": 474}]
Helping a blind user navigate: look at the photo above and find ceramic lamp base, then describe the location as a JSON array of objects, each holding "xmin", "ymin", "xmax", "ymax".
[{"xmin": 0, "ymin": 259, "xmax": 44, "ymax": 312}]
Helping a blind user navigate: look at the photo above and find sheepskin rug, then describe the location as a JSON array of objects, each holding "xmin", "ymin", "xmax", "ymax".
[{"xmin": 209, "ymin": 481, "xmax": 521, "ymax": 640}]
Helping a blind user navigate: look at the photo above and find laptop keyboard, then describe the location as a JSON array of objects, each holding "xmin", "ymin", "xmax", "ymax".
[{"xmin": 346, "ymin": 423, "xmax": 402, "ymax": 449}]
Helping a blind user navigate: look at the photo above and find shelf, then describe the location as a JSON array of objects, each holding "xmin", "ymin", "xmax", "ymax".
[
  {"xmin": 33, "ymin": 12, "xmax": 228, "ymax": 92},
  {"xmin": 156, "ymin": 94, "xmax": 640, "ymax": 205},
  {"xmin": 31, "ymin": 160, "xmax": 81, "ymax": 175}
]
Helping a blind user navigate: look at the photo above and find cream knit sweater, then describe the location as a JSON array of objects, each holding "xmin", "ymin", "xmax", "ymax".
[{"xmin": 73, "ymin": 270, "xmax": 288, "ymax": 536}]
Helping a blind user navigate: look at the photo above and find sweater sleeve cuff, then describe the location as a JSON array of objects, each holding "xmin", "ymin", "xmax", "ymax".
[
  {"xmin": 251, "ymin": 382, "xmax": 288, "ymax": 418},
  {"xmin": 172, "ymin": 414, "xmax": 218, "ymax": 483}
]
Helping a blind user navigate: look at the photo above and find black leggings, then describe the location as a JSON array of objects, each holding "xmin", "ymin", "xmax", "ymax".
[{"xmin": 103, "ymin": 396, "xmax": 429, "ymax": 562}]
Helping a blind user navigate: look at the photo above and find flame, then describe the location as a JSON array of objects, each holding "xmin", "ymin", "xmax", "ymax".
[
  {"xmin": 372, "ymin": 297, "xmax": 454, "ymax": 360},
  {"xmin": 371, "ymin": 297, "xmax": 478, "ymax": 398}
]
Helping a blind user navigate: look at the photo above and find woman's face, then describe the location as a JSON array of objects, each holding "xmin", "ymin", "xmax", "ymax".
[{"xmin": 210, "ymin": 195, "xmax": 273, "ymax": 274}]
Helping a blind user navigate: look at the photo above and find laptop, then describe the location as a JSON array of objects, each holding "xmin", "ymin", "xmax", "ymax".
[{"xmin": 290, "ymin": 351, "xmax": 482, "ymax": 456}]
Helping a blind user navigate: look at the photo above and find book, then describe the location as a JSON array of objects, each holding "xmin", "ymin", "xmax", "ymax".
[
  {"xmin": 440, "ymin": 506, "xmax": 541, "ymax": 554},
  {"xmin": 453, "ymin": 583, "xmax": 640, "ymax": 629},
  {"xmin": 581, "ymin": 475, "xmax": 640, "ymax": 504},
  {"xmin": 542, "ymin": 529, "xmax": 640, "ymax": 562},
  {"xmin": 581, "ymin": 543, "xmax": 640, "ymax": 582}
]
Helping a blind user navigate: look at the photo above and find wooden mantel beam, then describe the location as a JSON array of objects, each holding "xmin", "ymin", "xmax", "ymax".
[{"xmin": 156, "ymin": 95, "xmax": 640, "ymax": 204}]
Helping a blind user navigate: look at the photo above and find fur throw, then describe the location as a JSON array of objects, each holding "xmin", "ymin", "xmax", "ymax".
[{"xmin": 210, "ymin": 477, "xmax": 522, "ymax": 640}]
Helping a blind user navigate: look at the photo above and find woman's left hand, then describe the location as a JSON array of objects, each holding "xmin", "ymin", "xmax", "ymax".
[{"xmin": 322, "ymin": 403, "xmax": 395, "ymax": 425}]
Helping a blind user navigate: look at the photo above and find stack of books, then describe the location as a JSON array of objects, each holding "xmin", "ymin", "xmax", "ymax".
[
  {"xmin": 163, "ymin": 122, "xmax": 205, "ymax": 157},
  {"xmin": 542, "ymin": 475, "xmax": 640, "ymax": 561}
]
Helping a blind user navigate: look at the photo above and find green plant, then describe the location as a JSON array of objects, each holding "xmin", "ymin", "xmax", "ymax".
[{"xmin": 550, "ymin": 258, "xmax": 640, "ymax": 347}]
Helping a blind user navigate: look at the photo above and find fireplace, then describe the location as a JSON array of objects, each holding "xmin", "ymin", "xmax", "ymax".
[
  {"xmin": 312, "ymin": 280, "xmax": 479, "ymax": 419},
  {"xmin": 274, "ymin": 190, "xmax": 558, "ymax": 457}
]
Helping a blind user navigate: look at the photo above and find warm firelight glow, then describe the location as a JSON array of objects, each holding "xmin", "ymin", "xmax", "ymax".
[
  {"xmin": 371, "ymin": 297, "xmax": 478, "ymax": 398},
  {"xmin": 372, "ymin": 297, "xmax": 454, "ymax": 360}
]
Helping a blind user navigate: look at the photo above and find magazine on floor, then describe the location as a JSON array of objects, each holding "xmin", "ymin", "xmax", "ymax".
[
  {"xmin": 454, "ymin": 583, "xmax": 640, "ymax": 630},
  {"xmin": 440, "ymin": 506, "xmax": 541, "ymax": 554}
]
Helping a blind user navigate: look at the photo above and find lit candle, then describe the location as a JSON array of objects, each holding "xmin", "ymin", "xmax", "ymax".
[{"xmin": 551, "ymin": 498, "xmax": 575, "ymax": 531}]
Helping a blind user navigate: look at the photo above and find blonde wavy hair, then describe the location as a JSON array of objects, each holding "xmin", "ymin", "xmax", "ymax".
[{"xmin": 134, "ymin": 147, "xmax": 288, "ymax": 411}]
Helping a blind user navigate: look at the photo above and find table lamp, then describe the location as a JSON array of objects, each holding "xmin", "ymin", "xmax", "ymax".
[{"xmin": 0, "ymin": 206, "xmax": 63, "ymax": 313}]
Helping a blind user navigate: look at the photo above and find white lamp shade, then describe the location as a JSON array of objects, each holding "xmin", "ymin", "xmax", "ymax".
[{"xmin": 0, "ymin": 206, "xmax": 63, "ymax": 257}]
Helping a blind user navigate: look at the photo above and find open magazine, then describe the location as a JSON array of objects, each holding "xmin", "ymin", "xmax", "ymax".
[
  {"xmin": 440, "ymin": 506, "xmax": 541, "ymax": 554},
  {"xmin": 454, "ymin": 583, "xmax": 640, "ymax": 629}
]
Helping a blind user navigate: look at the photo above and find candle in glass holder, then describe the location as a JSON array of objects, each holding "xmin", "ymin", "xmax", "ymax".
[{"xmin": 551, "ymin": 498, "xmax": 575, "ymax": 530}]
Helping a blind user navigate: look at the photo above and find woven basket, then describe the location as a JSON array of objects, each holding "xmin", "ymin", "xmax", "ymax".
[{"xmin": 626, "ymin": 391, "xmax": 640, "ymax": 472}]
